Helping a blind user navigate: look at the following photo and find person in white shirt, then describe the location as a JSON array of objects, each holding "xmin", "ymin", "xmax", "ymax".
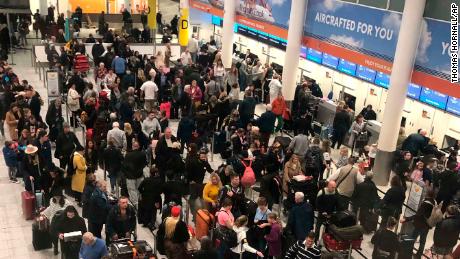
[
  {"xmin": 268, "ymin": 74, "xmax": 282, "ymax": 103},
  {"xmin": 140, "ymin": 77, "xmax": 159, "ymax": 112},
  {"xmin": 230, "ymin": 215, "xmax": 264, "ymax": 258},
  {"xmin": 180, "ymin": 48, "xmax": 192, "ymax": 66},
  {"xmin": 187, "ymin": 34, "xmax": 199, "ymax": 63},
  {"xmin": 214, "ymin": 59, "xmax": 226, "ymax": 89},
  {"xmin": 142, "ymin": 111, "xmax": 161, "ymax": 138}
]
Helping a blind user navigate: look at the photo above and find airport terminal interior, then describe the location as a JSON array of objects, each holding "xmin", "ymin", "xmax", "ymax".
[{"xmin": 0, "ymin": 0, "xmax": 459, "ymax": 258}]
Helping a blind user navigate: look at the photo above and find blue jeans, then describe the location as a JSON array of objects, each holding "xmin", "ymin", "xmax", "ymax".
[{"xmin": 218, "ymin": 241, "xmax": 228, "ymax": 259}]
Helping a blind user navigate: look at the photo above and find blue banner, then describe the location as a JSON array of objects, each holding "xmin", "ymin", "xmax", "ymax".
[{"xmin": 304, "ymin": 0, "xmax": 453, "ymax": 81}]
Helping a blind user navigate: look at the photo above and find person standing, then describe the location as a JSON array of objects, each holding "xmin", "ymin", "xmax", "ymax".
[
  {"xmin": 79, "ymin": 232, "xmax": 108, "ymax": 259},
  {"xmin": 188, "ymin": 34, "xmax": 199, "ymax": 63},
  {"xmin": 286, "ymin": 192, "xmax": 314, "ymax": 241},
  {"xmin": 315, "ymin": 180, "xmax": 339, "ymax": 241},
  {"xmin": 140, "ymin": 75, "xmax": 159, "ymax": 112},
  {"xmin": 327, "ymin": 157, "xmax": 363, "ymax": 211},
  {"xmin": 106, "ymin": 122, "xmax": 127, "ymax": 151},
  {"xmin": 371, "ymin": 217, "xmax": 399, "ymax": 259},
  {"xmin": 285, "ymin": 232, "xmax": 321, "ymax": 259},
  {"xmin": 56, "ymin": 206, "xmax": 87, "ymax": 259},
  {"xmin": 138, "ymin": 167, "xmax": 163, "ymax": 229},
  {"xmin": 331, "ymin": 106, "xmax": 351, "ymax": 149},
  {"xmin": 106, "ymin": 196, "xmax": 137, "ymax": 244},
  {"xmin": 88, "ymin": 180, "xmax": 111, "ymax": 238},
  {"xmin": 432, "ymin": 205, "xmax": 460, "ymax": 256},
  {"xmin": 123, "ymin": 141, "xmax": 147, "ymax": 208},
  {"xmin": 102, "ymin": 140, "xmax": 124, "ymax": 194},
  {"xmin": 271, "ymin": 92, "xmax": 287, "ymax": 133},
  {"xmin": 71, "ymin": 145, "xmax": 87, "ymax": 205},
  {"xmin": 55, "ymin": 122, "xmax": 82, "ymax": 169}
]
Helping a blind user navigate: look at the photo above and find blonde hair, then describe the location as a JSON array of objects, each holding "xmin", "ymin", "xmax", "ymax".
[
  {"xmin": 124, "ymin": 123, "xmax": 133, "ymax": 135},
  {"xmin": 209, "ymin": 172, "xmax": 222, "ymax": 188},
  {"xmin": 165, "ymin": 216, "xmax": 179, "ymax": 239}
]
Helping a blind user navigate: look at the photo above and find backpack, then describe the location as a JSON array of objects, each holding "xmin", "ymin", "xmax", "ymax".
[
  {"xmin": 425, "ymin": 200, "xmax": 443, "ymax": 228},
  {"xmin": 240, "ymin": 160, "xmax": 256, "ymax": 187},
  {"xmin": 67, "ymin": 152, "xmax": 77, "ymax": 176}
]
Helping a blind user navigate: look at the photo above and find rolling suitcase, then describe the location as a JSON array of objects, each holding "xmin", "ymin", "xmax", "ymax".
[
  {"xmin": 195, "ymin": 209, "xmax": 214, "ymax": 240},
  {"xmin": 110, "ymin": 239, "xmax": 153, "ymax": 258},
  {"xmin": 359, "ymin": 209, "xmax": 379, "ymax": 233},
  {"xmin": 22, "ymin": 180, "xmax": 37, "ymax": 220},
  {"xmin": 32, "ymin": 215, "xmax": 52, "ymax": 250}
]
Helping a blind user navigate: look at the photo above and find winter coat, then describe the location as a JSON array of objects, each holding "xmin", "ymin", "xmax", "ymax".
[
  {"xmin": 3, "ymin": 146, "xmax": 18, "ymax": 167},
  {"xmin": 434, "ymin": 215, "xmax": 460, "ymax": 248},
  {"xmin": 123, "ymin": 150, "xmax": 147, "ymax": 179},
  {"xmin": 257, "ymin": 110, "xmax": 276, "ymax": 134},
  {"xmin": 352, "ymin": 178, "xmax": 379, "ymax": 209},
  {"xmin": 71, "ymin": 152, "xmax": 87, "ymax": 193},
  {"xmin": 88, "ymin": 187, "xmax": 111, "ymax": 225},
  {"xmin": 106, "ymin": 204, "xmax": 137, "ymax": 238},
  {"xmin": 5, "ymin": 110, "xmax": 20, "ymax": 140},
  {"xmin": 287, "ymin": 202, "xmax": 314, "ymax": 240},
  {"xmin": 265, "ymin": 222, "xmax": 282, "ymax": 256}
]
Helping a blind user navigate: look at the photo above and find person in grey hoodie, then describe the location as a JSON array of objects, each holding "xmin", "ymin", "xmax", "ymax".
[
  {"xmin": 142, "ymin": 111, "xmax": 161, "ymax": 139},
  {"xmin": 106, "ymin": 122, "xmax": 127, "ymax": 151}
]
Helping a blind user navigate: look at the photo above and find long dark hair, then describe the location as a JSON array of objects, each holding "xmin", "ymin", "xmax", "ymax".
[{"xmin": 52, "ymin": 195, "xmax": 66, "ymax": 207}]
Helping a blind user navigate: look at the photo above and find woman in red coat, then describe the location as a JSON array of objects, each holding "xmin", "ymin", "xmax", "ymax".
[{"xmin": 271, "ymin": 92, "xmax": 287, "ymax": 133}]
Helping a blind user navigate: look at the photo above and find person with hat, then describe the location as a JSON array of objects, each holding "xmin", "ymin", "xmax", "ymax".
[
  {"xmin": 71, "ymin": 145, "xmax": 87, "ymax": 205},
  {"xmin": 157, "ymin": 205, "xmax": 189, "ymax": 259},
  {"xmin": 56, "ymin": 205, "xmax": 87, "ymax": 259},
  {"xmin": 23, "ymin": 144, "xmax": 41, "ymax": 192},
  {"xmin": 55, "ymin": 122, "xmax": 82, "ymax": 170}
]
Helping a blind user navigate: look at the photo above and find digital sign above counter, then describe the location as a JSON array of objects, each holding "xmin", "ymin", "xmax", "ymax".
[
  {"xmin": 407, "ymin": 83, "xmax": 422, "ymax": 100},
  {"xmin": 337, "ymin": 59, "xmax": 357, "ymax": 76},
  {"xmin": 234, "ymin": 23, "xmax": 287, "ymax": 50},
  {"xmin": 374, "ymin": 72, "xmax": 390, "ymax": 89},
  {"xmin": 307, "ymin": 48, "xmax": 323, "ymax": 64},
  {"xmin": 419, "ymin": 88, "xmax": 448, "ymax": 110},
  {"xmin": 356, "ymin": 65, "xmax": 376, "ymax": 82},
  {"xmin": 446, "ymin": 97, "xmax": 460, "ymax": 116},
  {"xmin": 300, "ymin": 46, "xmax": 307, "ymax": 59},
  {"xmin": 322, "ymin": 53, "xmax": 339, "ymax": 69}
]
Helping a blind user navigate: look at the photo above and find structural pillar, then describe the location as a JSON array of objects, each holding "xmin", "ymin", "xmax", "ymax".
[
  {"xmin": 179, "ymin": 0, "xmax": 190, "ymax": 47},
  {"xmin": 221, "ymin": 0, "xmax": 236, "ymax": 69},
  {"xmin": 282, "ymin": 0, "xmax": 307, "ymax": 101},
  {"xmin": 373, "ymin": 0, "xmax": 426, "ymax": 186}
]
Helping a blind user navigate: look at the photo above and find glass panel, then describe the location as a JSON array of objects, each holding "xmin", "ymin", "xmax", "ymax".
[
  {"xmin": 358, "ymin": 0, "xmax": 388, "ymax": 9},
  {"xmin": 389, "ymin": 0, "xmax": 405, "ymax": 12}
]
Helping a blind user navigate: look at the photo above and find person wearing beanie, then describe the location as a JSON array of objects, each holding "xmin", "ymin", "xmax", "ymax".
[{"xmin": 157, "ymin": 206, "xmax": 189, "ymax": 258}]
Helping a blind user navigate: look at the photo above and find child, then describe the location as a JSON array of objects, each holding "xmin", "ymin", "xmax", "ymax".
[
  {"xmin": 2, "ymin": 141, "xmax": 19, "ymax": 183},
  {"xmin": 264, "ymin": 213, "xmax": 282, "ymax": 259},
  {"xmin": 369, "ymin": 143, "xmax": 378, "ymax": 168}
]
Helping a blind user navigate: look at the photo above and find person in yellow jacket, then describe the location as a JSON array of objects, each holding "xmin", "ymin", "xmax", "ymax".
[
  {"xmin": 202, "ymin": 172, "xmax": 222, "ymax": 214},
  {"xmin": 72, "ymin": 145, "xmax": 87, "ymax": 205}
]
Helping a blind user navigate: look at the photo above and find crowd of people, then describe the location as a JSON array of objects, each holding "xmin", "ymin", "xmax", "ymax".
[{"xmin": 1, "ymin": 8, "xmax": 460, "ymax": 258}]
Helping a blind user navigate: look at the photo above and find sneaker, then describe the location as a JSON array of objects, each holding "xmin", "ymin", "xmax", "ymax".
[{"xmin": 11, "ymin": 179, "xmax": 19, "ymax": 183}]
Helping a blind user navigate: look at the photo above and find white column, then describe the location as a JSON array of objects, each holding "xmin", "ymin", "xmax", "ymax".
[
  {"xmin": 373, "ymin": 0, "xmax": 426, "ymax": 185},
  {"xmin": 221, "ymin": 0, "xmax": 236, "ymax": 69},
  {"xmin": 281, "ymin": 0, "xmax": 307, "ymax": 101}
]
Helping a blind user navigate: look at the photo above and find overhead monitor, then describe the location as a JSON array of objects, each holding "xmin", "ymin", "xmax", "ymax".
[
  {"xmin": 446, "ymin": 96, "xmax": 460, "ymax": 116},
  {"xmin": 407, "ymin": 83, "xmax": 422, "ymax": 100},
  {"xmin": 307, "ymin": 48, "xmax": 322, "ymax": 64},
  {"xmin": 419, "ymin": 87, "xmax": 448, "ymax": 110},
  {"xmin": 356, "ymin": 65, "xmax": 376, "ymax": 82},
  {"xmin": 322, "ymin": 53, "xmax": 339, "ymax": 69},
  {"xmin": 337, "ymin": 59, "xmax": 357, "ymax": 76},
  {"xmin": 374, "ymin": 72, "xmax": 390, "ymax": 89}
]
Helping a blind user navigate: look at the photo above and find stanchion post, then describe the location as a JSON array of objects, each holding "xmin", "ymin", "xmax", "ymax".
[{"xmin": 210, "ymin": 132, "xmax": 214, "ymax": 162}]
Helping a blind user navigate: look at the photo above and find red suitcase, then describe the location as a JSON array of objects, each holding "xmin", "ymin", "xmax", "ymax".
[
  {"xmin": 195, "ymin": 209, "xmax": 214, "ymax": 240},
  {"xmin": 322, "ymin": 233, "xmax": 362, "ymax": 251},
  {"xmin": 22, "ymin": 191, "xmax": 36, "ymax": 220}
]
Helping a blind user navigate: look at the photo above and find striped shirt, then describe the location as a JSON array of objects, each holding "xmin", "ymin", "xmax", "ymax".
[{"xmin": 285, "ymin": 240, "xmax": 321, "ymax": 259}]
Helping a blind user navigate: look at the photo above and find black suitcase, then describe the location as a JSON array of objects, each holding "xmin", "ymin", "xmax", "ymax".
[
  {"xmin": 359, "ymin": 209, "xmax": 378, "ymax": 233},
  {"xmin": 32, "ymin": 222, "xmax": 52, "ymax": 250},
  {"xmin": 331, "ymin": 210, "xmax": 357, "ymax": 228},
  {"xmin": 110, "ymin": 239, "xmax": 153, "ymax": 258},
  {"xmin": 241, "ymin": 199, "xmax": 257, "ymax": 226},
  {"xmin": 274, "ymin": 136, "xmax": 291, "ymax": 150},
  {"xmin": 398, "ymin": 234, "xmax": 415, "ymax": 258}
]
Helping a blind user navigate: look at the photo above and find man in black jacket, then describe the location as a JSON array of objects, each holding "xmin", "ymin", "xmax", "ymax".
[
  {"xmin": 88, "ymin": 180, "xmax": 111, "ymax": 238},
  {"xmin": 138, "ymin": 167, "xmax": 163, "ymax": 229},
  {"xmin": 436, "ymin": 161, "xmax": 459, "ymax": 211},
  {"xmin": 359, "ymin": 105, "xmax": 377, "ymax": 121},
  {"xmin": 331, "ymin": 106, "xmax": 351, "ymax": 149},
  {"xmin": 433, "ymin": 205, "xmax": 460, "ymax": 256},
  {"xmin": 315, "ymin": 180, "xmax": 339, "ymax": 241},
  {"xmin": 155, "ymin": 127, "xmax": 177, "ymax": 181},
  {"xmin": 186, "ymin": 150, "xmax": 213, "ymax": 220},
  {"xmin": 91, "ymin": 38, "xmax": 105, "ymax": 66},
  {"xmin": 401, "ymin": 130, "xmax": 429, "ymax": 157},
  {"xmin": 218, "ymin": 173, "xmax": 244, "ymax": 218},
  {"xmin": 238, "ymin": 90, "xmax": 257, "ymax": 128},
  {"xmin": 54, "ymin": 123, "xmax": 82, "ymax": 170},
  {"xmin": 106, "ymin": 196, "xmax": 136, "ymax": 244},
  {"xmin": 256, "ymin": 104, "xmax": 276, "ymax": 146},
  {"xmin": 46, "ymin": 97, "xmax": 63, "ymax": 142},
  {"xmin": 103, "ymin": 140, "xmax": 124, "ymax": 194},
  {"xmin": 352, "ymin": 172, "xmax": 379, "ymax": 232},
  {"xmin": 123, "ymin": 141, "xmax": 147, "ymax": 208}
]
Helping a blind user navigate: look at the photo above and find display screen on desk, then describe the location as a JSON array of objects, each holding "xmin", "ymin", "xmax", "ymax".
[
  {"xmin": 446, "ymin": 97, "xmax": 460, "ymax": 116},
  {"xmin": 356, "ymin": 65, "xmax": 376, "ymax": 82},
  {"xmin": 419, "ymin": 87, "xmax": 448, "ymax": 109},
  {"xmin": 322, "ymin": 53, "xmax": 339, "ymax": 69},
  {"xmin": 307, "ymin": 48, "xmax": 322, "ymax": 64},
  {"xmin": 337, "ymin": 59, "xmax": 357, "ymax": 76},
  {"xmin": 407, "ymin": 83, "xmax": 422, "ymax": 99},
  {"xmin": 374, "ymin": 72, "xmax": 390, "ymax": 88}
]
